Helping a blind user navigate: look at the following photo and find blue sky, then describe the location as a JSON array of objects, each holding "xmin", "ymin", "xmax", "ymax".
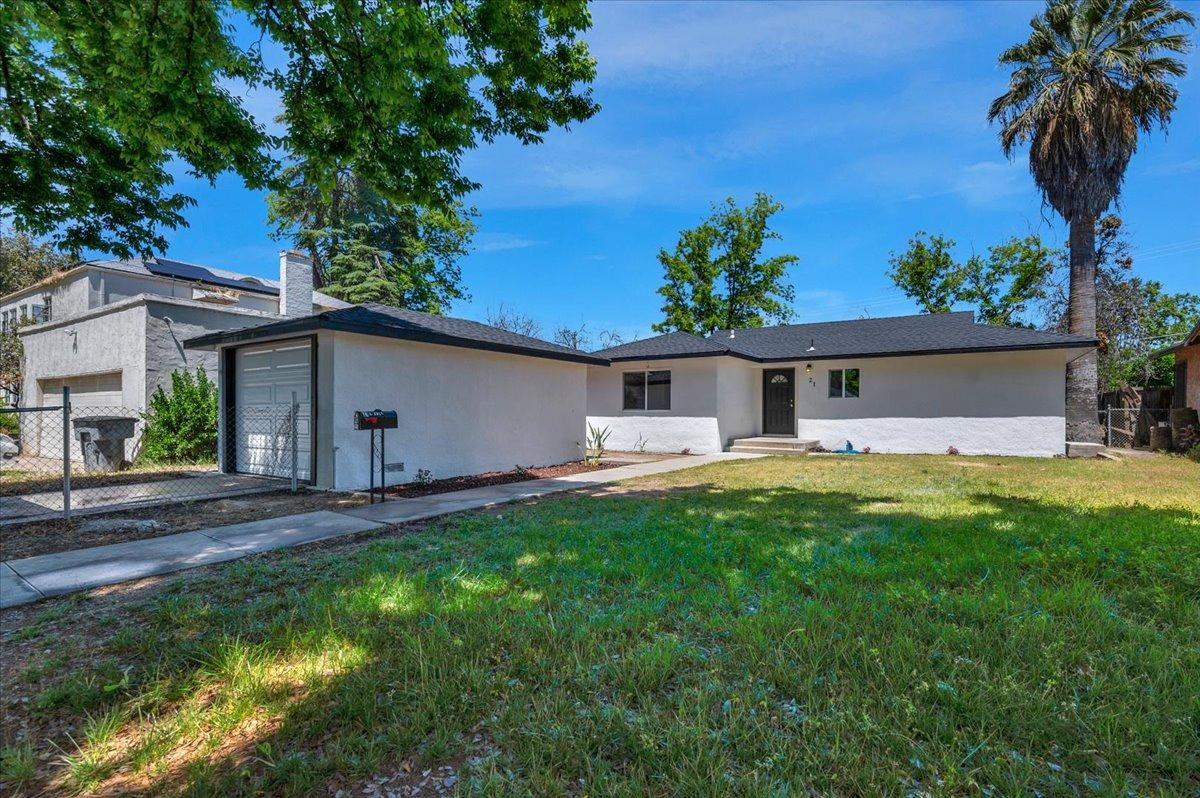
[{"xmin": 161, "ymin": 0, "xmax": 1200, "ymax": 343}]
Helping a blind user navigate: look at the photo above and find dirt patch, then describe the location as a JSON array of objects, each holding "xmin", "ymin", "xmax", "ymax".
[
  {"xmin": 1, "ymin": 489, "xmax": 369, "ymax": 560},
  {"xmin": 384, "ymin": 460, "xmax": 622, "ymax": 499}
]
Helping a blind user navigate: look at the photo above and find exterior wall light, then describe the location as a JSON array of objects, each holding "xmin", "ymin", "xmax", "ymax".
[{"xmin": 805, "ymin": 363, "xmax": 812, "ymax": 373}]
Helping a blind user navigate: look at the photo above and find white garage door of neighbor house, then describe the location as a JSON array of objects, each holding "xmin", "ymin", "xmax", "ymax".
[
  {"xmin": 234, "ymin": 339, "xmax": 313, "ymax": 480},
  {"xmin": 36, "ymin": 372, "xmax": 126, "ymax": 460},
  {"xmin": 39, "ymin": 371, "xmax": 124, "ymax": 409}
]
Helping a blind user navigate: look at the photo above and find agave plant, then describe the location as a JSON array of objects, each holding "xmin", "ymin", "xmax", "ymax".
[{"xmin": 989, "ymin": 0, "xmax": 1194, "ymax": 441}]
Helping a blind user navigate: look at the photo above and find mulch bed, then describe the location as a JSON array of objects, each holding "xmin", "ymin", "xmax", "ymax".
[{"xmin": 384, "ymin": 460, "xmax": 622, "ymax": 499}]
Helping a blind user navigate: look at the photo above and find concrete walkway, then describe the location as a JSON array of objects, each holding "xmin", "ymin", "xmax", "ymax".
[{"xmin": 0, "ymin": 453, "xmax": 760, "ymax": 608}]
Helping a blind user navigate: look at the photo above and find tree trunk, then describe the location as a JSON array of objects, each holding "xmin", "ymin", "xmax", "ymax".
[{"xmin": 1065, "ymin": 213, "xmax": 1101, "ymax": 443}]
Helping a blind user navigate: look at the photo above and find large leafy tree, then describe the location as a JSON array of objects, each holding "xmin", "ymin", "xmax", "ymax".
[
  {"xmin": 654, "ymin": 194, "xmax": 798, "ymax": 335},
  {"xmin": 888, "ymin": 232, "xmax": 1059, "ymax": 326},
  {"xmin": 268, "ymin": 166, "xmax": 474, "ymax": 313},
  {"xmin": 988, "ymin": 0, "xmax": 1194, "ymax": 440},
  {"xmin": 1, "ymin": 0, "xmax": 597, "ymax": 256}
]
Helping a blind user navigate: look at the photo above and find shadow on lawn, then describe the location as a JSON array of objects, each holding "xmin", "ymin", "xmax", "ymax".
[{"xmin": 29, "ymin": 482, "xmax": 1200, "ymax": 794}]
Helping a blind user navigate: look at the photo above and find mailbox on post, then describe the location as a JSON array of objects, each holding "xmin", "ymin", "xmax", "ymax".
[
  {"xmin": 354, "ymin": 410, "xmax": 398, "ymax": 430},
  {"xmin": 355, "ymin": 409, "xmax": 398, "ymax": 502}
]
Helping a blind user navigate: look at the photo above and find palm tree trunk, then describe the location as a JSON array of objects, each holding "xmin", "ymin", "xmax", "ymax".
[{"xmin": 1065, "ymin": 213, "xmax": 1101, "ymax": 442}]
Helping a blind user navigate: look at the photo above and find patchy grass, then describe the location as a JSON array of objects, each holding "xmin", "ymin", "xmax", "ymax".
[{"xmin": 1, "ymin": 454, "xmax": 1197, "ymax": 795}]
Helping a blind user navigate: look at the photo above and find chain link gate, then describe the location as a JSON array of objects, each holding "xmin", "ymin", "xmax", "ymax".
[{"xmin": 2, "ymin": 390, "xmax": 301, "ymax": 525}]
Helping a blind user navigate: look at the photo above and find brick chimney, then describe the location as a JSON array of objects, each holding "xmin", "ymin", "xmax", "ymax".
[{"xmin": 279, "ymin": 250, "xmax": 313, "ymax": 318}]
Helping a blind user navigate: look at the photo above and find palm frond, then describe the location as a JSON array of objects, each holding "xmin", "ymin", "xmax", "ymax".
[{"xmin": 989, "ymin": 0, "xmax": 1194, "ymax": 218}]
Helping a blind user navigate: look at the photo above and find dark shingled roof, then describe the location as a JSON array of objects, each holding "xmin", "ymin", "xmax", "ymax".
[
  {"xmin": 593, "ymin": 330, "xmax": 732, "ymax": 361},
  {"xmin": 184, "ymin": 302, "xmax": 609, "ymax": 365},
  {"xmin": 593, "ymin": 311, "xmax": 1096, "ymax": 362}
]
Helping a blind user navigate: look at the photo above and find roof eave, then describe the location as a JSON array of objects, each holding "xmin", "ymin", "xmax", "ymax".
[
  {"xmin": 754, "ymin": 339, "xmax": 1098, "ymax": 362},
  {"xmin": 603, "ymin": 349, "xmax": 761, "ymax": 363},
  {"xmin": 184, "ymin": 314, "xmax": 611, "ymax": 366}
]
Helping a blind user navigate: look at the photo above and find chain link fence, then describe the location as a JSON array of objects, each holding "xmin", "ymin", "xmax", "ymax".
[
  {"xmin": 1, "ymin": 388, "xmax": 302, "ymax": 524},
  {"xmin": 1101, "ymin": 406, "xmax": 1172, "ymax": 449}
]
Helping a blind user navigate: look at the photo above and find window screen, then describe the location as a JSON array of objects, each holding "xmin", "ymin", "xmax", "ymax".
[
  {"xmin": 623, "ymin": 372, "xmax": 646, "ymax": 410},
  {"xmin": 647, "ymin": 370, "xmax": 671, "ymax": 410},
  {"xmin": 828, "ymin": 369, "xmax": 843, "ymax": 398}
]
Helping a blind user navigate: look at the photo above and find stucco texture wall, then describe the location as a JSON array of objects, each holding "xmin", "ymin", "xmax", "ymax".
[
  {"xmin": 783, "ymin": 349, "xmax": 1069, "ymax": 456},
  {"xmin": 1179, "ymin": 344, "xmax": 1199, "ymax": 410},
  {"xmin": 326, "ymin": 332, "xmax": 588, "ymax": 491},
  {"xmin": 142, "ymin": 302, "xmax": 259, "ymax": 404},
  {"xmin": 20, "ymin": 304, "xmax": 147, "ymax": 410},
  {"xmin": 584, "ymin": 348, "xmax": 1072, "ymax": 457}
]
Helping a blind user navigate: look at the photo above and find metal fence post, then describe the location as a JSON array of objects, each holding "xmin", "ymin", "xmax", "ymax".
[
  {"xmin": 1105, "ymin": 408, "xmax": 1112, "ymax": 447},
  {"xmin": 62, "ymin": 385, "xmax": 71, "ymax": 520},
  {"xmin": 290, "ymin": 391, "xmax": 299, "ymax": 494}
]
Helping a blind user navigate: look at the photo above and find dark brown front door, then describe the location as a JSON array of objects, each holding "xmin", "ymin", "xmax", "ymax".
[{"xmin": 762, "ymin": 368, "xmax": 795, "ymax": 435}]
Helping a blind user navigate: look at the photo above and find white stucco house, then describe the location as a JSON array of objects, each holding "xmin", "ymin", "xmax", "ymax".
[
  {"xmin": 2, "ymin": 252, "xmax": 347, "ymax": 458},
  {"xmin": 586, "ymin": 313, "xmax": 1097, "ymax": 457},
  {"xmin": 185, "ymin": 303, "xmax": 607, "ymax": 490},
  {"xmin": 186, "ymin": 298, "xmax": 1094, "ymax": 493}
]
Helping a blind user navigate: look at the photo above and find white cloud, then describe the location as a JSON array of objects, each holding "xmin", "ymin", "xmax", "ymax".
[
  {"xmin": 474, "ymin": 233, "xmax": 542, "ymax": 253},
  {"xmin": 949, "ymin": 160, "xmax": 1027, "ymax": 206},
  {"xmin": 587, "ymin": 1, "xmax": 965, "ymax": 86}
]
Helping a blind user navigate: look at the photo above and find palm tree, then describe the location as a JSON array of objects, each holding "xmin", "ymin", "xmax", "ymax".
[{"xmin": 989, "ymin": 0, "xmax": 1193, "ymax": 442}]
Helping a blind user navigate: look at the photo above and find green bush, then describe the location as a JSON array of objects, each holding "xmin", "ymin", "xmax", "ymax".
[
  {"xmin": 139, "ymin": 368, "xmax": 218, "ymax": 464},
  {"xmin": 0, "ymin": 410, "xmax": 17, "ymax": 436}
]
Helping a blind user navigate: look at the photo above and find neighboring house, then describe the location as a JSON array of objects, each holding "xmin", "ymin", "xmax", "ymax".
[
  {"xmin": 185, "ymin": 305, "xmax": 606, "ymax": 490},
  {"xmin": 587, "ymin": 312, "xmax": 1097, "ymax": 457},
  {"xmin": 1151, "ymin": 320, "xmax": 1200, "ymax": 410},
  {"xmin": 3, "ymin": 251, "xmax": 347, "ymax": 458},
  {"xmin": 186, "ymin": 306, "xmax": 1095, "ymax": 493}
]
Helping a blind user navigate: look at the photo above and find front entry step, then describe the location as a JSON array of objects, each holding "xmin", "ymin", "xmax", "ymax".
[{"xmin": 728, "ymin": 436, "xmax": 819, "ymax": 455}]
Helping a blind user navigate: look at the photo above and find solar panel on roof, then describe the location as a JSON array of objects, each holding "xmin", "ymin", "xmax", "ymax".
[{"xmin": 148, "ymin": 258, "xmax": 280, "ymax": 296}]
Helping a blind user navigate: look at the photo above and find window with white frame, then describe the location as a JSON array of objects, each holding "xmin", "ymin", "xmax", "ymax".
[
  {"xmin": 623, "ymin": 370, "xmax": 671, "ymax": 410},
  {"xmin": 828, "ymin": 368, "xmax": 860, "ymax": 398}
]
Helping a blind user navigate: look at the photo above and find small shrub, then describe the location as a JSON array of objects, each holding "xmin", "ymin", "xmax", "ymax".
[
  {"xmin": 139, "ymin": 368, "xmax": 217, "ymax": 464},
  {"xmin": 1186, "ymin": 445, "xmax": 1200, "ymax": 464},
  {"xmin": 0, "ymin": 410, "xmax": 17, "ymax": 436},
  {"xmin": 947, "ymin": 446, "xmax": 960, "ymax": 456},
  {"xmin": 1176, "ymin": 425, "xmax": 1200, "ymax": 453},
  {"xmin": 679, "ymin": 447, "xmax": 692, "ymax": 456},
  {"xmin": 414, "ymin": 468, "xmax": 434, "ymax": 485},
  {"xmin": 580, "ymin": 423, "xmax": 612, "ymax": 465},
  {"xmin": 633, "ymin": 433, "xmax": 649, "ymax": 453}
]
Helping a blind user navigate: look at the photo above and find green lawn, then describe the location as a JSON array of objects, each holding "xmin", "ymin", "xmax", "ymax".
[{"xmin": 2, "ymin": 455, "xmax": 1198, "ymax": 795}]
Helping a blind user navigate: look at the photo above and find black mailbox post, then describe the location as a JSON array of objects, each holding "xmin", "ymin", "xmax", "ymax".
[{"xmin": 355, "ymin": 409, "xmax": 398, "ymax": 502}]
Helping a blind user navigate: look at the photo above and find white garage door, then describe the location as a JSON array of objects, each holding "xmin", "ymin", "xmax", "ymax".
[
  {"xmin": 233, "ymin": 339, "xmax": 313, "ymax": 480},
  {"xmin": 39, "ymin": 372, "xmax": 123, "ymax": 409},
  {"xmin": 37, "ymin": 372, "xmax": 126, "ymax": 460}
]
